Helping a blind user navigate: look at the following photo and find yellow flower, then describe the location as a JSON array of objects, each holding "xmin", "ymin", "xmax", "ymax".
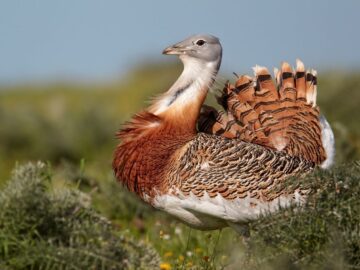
[
  {"xmin": 164, "ymin": 251, "xmax": 173, "ymax": 258},
  {"xmin": 178, "ymin": 255, "xmax": 185, "ymax": 262},
  {"xmin": 160, "ymin": 262, "xmax": 171, "ymax": 270},
  {"xmin": 186, "ymin": 261, "xmax": 193, "ymax": 267}
]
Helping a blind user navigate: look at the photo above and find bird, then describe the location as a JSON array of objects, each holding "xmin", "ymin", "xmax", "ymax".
[{"xmin": 113, "ymin": 34, "xmax": 335, "ymax": 234}]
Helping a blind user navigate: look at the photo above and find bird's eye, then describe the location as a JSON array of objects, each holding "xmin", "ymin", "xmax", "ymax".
[{"xmin": 196, "ymin": 39, "xmax": 206, "ymax": 46}]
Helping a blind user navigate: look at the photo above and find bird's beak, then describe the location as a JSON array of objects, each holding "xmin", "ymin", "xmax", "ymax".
[
  {"xmin": 162, "ymin": 42, "xmax": 190, "ymax": 55},
  {"xmin": 162, "ymin": 45, "xmax": 181, "ymax": 55}
]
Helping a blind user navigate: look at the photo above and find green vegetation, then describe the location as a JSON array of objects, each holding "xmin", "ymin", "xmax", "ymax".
[
  {"xmin": 248, "ymin": 162, "xmax": 360, "ymax": 269},
  {"xmin": 0, "ymin": 63, "xmax": 359, "ymax": 269},
  {"xmin": 0, "ymin": 162, "xmax": 160, "ymax": 269}
]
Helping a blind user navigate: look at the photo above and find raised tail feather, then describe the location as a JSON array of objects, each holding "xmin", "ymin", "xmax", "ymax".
[{"xmin": 198, "ymin": 60, "xmax": 327, "ymax": 164}]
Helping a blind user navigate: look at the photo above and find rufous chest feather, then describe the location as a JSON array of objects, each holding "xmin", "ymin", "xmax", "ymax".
[{"xmin": 113, "ymin": 122, "xmax": 194, "ymax": 200}]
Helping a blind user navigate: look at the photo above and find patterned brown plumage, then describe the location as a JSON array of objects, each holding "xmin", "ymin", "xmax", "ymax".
[
  {"xmin": 198, "ymin": 62, "xmax": 326, "ymax": 164},
  {"xmin": 167, "ymin": 133, "xmax": 314, "ymax": 200}
]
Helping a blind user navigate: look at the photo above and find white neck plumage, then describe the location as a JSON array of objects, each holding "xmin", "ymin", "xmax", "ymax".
[{"xmin": 149, "ymin": 56, "xmax": 221, "ymax": 116}]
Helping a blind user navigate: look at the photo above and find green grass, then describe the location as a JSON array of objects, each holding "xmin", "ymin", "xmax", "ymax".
[{"xmin": 0, "ymin": 62, "xmax": 360, "ymax": 269}]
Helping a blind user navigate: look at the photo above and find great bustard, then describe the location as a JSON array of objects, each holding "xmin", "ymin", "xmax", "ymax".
[{"xmin": 113, "ymin": 34, "xmax": 335, "ymax": 233}]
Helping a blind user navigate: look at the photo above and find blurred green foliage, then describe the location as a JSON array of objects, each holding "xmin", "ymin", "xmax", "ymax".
[
  {"xmin": 0, "ymin": 63, "xmax": 359, "ymax": 269},
  {"xmin": 0, "ymin": 162, "xmax": 160, "ymax": 269},
  {"xmin": 0, "ymin": 62, "xmax": 181, "ymax": 181}
]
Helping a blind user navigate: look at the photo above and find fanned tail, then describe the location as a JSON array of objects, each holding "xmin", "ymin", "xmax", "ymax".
[{"xmin": 198, "ymin": 60, "xmax": 327, "ymax": 164}]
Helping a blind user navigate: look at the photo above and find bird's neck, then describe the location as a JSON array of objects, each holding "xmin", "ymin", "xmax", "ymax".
[
  {"xmin": 149, "ymin": 57, "xmax": 220, "ymax": 132},
  {"xmin": 113, "ymin": 57, "xmax": 220, "ymax": 199}
]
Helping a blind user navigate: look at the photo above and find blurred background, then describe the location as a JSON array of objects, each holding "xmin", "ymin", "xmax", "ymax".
[{"xmin": 1, "ymin": 0, "xmax": 360, "ymax": 268}]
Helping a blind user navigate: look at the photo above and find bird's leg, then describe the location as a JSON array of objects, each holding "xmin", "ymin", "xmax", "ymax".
[{"xmin": 228, "ymin": 222, "xmax": 252, "ymax": 264}]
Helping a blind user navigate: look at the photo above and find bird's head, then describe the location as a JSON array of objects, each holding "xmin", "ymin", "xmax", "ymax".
[{"xmin": 162, "ymin": 34, "xmax": 222, "ymax": 64}]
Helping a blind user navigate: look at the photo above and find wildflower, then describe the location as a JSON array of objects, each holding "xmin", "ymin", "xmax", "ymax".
[
  {"xmin": 160, "ymin": 262, "xmax": 171, "ymax": 270},
  {"xmin": 186, "ymin": 251, "xmax": 193, "ymax": 257},
  {"xmin": 221, "ymin": 255, "xmax": 228, "ymax": 262},
  {"xmin": 164, "ymin": 251, "xmax": 173, "ymax": 258},
  {"xmin": 203, "ymin": 255, "xmax": 210, "ymax": 262},
  {"xmin": 155, "ymin": 220, "xmax": 162, "ymax": 226},
  {"xmin": 174, "ymin": 226, "xmax": 182, "ymax": 235},
  {"xmin": 163, "ymin": 234, "xmax": 170, "ymax": 240},
  {"xmin": 186, "ymin": 261, "xmax": 193, "ymax": 267},
  {"xmin": 178, "ymin": 255, "xmax": 185, "ymax": 262}
]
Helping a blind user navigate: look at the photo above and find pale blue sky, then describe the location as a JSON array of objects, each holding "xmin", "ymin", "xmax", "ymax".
[{"xmin": 1, "ymin": 0, "xmax": 359, "ymax": 83}]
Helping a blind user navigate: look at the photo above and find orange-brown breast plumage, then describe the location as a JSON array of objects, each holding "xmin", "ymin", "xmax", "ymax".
[{"xmin": 113, "ymin": 111, "xmax": 196, "ymax": 200}]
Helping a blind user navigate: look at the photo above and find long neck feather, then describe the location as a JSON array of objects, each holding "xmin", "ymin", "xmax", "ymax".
[{"xmin": 149, "ymin": 57, "xmax": 221, "ymax": 131}]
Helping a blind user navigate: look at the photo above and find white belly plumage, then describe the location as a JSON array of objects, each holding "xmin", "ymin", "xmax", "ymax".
[{"xmin": 153, "ymin": 190, "xmax": 304, "ymax": 231}]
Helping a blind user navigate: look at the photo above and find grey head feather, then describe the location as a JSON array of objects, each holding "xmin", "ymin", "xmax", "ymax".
[{"xmin": 163, "ymin": 34, "xmax": 222, "ymax": 63}]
